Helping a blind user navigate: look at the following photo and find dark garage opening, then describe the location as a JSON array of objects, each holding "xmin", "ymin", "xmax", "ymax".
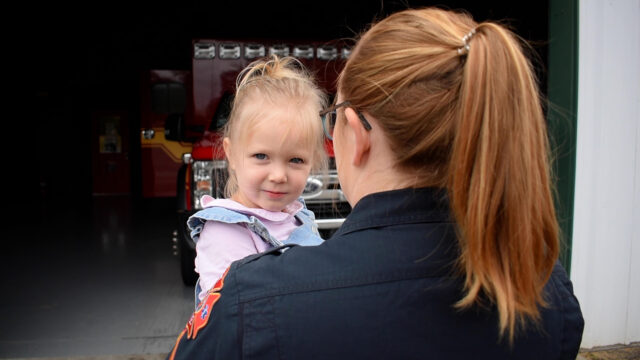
[{"xmin": 5, "ymin": 1, "xmax": 549, "ymax": 358}]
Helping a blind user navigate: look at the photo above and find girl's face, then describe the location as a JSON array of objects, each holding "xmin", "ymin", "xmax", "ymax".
[{"xmin": 224, "ymin": 109, "xmax": 314, "ymax": 212}]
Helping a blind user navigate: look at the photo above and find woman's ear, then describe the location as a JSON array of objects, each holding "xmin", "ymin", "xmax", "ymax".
[
  {"xmin": 222, "ymin": 137, "xmax": 234, "ymax": 170},
  {"xmin": 344, "ymin": 108, "xmax": 371, "ymax": 167}
]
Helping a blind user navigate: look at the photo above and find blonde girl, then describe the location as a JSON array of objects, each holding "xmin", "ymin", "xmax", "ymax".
[{"xmin": 187, "ymin": 55, "xmax": 327, "ymax": 304}]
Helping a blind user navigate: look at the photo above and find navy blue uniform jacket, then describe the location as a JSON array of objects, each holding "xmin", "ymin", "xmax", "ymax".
[{"xmin": 168, "ymin": 187, "xmax": 584, "ymax": 359}]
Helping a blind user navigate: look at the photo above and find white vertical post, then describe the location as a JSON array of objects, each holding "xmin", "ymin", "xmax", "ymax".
[{"xmin": 572, "ymin": 0, "xmax": 640, "ymax": 348}]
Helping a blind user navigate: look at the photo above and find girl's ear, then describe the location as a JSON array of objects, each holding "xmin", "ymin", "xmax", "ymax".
[
  {"xmin": 344, "ymin": 108, "xmax": 371, "ymax": 167},
  {"xmin": 222, "ymin": 137, "xmax": 234, "ymax": 170}
]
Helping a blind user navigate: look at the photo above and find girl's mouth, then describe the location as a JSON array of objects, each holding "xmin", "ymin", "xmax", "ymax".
[{"xmin": 265, "ymin": 190, "xmax": 286, "ymax": 199}]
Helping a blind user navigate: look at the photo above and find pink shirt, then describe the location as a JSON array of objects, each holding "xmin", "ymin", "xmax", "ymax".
[{"xmin": 194, "ymin": 196, "xmax": 303, "ymax": 301}]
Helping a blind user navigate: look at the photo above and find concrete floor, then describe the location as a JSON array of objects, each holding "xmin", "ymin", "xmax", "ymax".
[{"xmin": 1, "ymin": 196, "xmax": 193, "ymax": 359}]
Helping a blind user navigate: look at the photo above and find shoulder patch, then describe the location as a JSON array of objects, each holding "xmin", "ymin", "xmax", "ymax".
[{"xmin": 185, "ymin": 267, "xmax": 229, "ymax": 340}]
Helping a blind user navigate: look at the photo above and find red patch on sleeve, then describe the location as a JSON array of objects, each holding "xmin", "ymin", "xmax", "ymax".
[
  {"xmin": 185, "ymin": 266, "xmax": 230, "ymax": 340},
  {"xmin": 212, "ymin": 266, "xmax": 229, "ymax": 292}
]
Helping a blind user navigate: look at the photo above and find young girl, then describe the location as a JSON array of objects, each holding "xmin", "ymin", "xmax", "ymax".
[{"xmin": 187, "ymin": 55, "xmax": 327, "ymax": 304}]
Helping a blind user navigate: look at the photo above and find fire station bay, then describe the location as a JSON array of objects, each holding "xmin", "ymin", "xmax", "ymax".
[{"xmin": 7, "ymin": 1, "xmax": 639, "ymax": 359}]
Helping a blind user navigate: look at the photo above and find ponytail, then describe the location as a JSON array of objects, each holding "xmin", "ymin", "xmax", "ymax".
[{"xmin": 450, "ymin": 23, "xmax": 559, "ymax": 341}]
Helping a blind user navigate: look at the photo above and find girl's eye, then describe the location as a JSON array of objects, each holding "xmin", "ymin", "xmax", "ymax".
[
  {"xmin": 254, "ymin": 153, "xmax": 267, "ymax": 160},
  {"xmin": 290, "ymin": 157, "xmax": 305, "ymax": 164}
]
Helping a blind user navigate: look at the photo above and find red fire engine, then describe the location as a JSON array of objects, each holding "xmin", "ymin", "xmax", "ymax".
[{"xmin": 141, "ymin": 39, "xmax": 352, "ymax": 285}]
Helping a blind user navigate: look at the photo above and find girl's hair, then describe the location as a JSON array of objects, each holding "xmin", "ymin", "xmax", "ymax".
[
  {"xmin": 338, "ymin": 8, "xmax": 559, "ymax": 342},
  {"xmin": 223, "ymin": 55, "xmax": 328, "ymax": 197}
]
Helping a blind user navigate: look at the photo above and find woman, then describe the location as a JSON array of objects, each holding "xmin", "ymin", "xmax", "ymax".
[{"xmin": 167, "ymin": 7, "xmax": 584, "ymax": 359}]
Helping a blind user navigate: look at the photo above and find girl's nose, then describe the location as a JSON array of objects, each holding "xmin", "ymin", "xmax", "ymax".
[{"xmin": 269, "ymin": 164, "xmax": 287, "ymax": 183}]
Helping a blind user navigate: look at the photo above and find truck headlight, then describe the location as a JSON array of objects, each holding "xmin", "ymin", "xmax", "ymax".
[{"xmin": 192, "ymin": 160, "xmax": 227, "ymax": 209}]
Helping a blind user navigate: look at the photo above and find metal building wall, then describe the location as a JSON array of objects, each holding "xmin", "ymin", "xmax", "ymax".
[{"xmin": 571, "ymin": 0, "xmax": 640, "ymax": 348}]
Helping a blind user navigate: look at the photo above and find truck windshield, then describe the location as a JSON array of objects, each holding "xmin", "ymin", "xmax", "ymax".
[{"xmin": 210, "ymin": 94, "xmax": 232, "ymax": 132}]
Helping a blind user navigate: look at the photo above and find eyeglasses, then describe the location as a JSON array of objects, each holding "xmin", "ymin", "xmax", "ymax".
[{"xmin": 319, "ymin": 101, "xmax": 372, "ymax": 141}]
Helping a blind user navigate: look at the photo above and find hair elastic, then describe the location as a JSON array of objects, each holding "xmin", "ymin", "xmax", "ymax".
[{"xmin": 457, "ymin": 28, "xmax": 477, "ymax": 55}]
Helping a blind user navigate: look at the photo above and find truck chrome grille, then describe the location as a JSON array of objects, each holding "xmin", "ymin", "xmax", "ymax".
[{"xmin": 205, "ymin": 164, "xmax": 350, "ymax": 227}]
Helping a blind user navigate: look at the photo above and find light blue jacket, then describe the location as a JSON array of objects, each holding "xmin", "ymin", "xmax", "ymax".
[
  {"xmin": 187, "ymin": 198, "xmax": 324, "ymax": 308},
  {"xmin": 187, "ymin": 198, "xmax": 324, "ymax": 248}
]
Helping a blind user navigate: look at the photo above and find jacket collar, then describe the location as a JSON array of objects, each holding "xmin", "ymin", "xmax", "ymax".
[{"xmin": 337, "ymin": 187, "xmax": 453, "ymax": 235}]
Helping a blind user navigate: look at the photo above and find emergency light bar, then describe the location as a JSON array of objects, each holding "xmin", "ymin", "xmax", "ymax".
[
  {"xmin": 219, "ymin": 44, "xmax": 241, "ymax": 59},
  {"xmin": 293, "ymin": 45, "xmax": 314, "ymax": 59},
  {"xmin": 195, "ymin": 41, "xmax": 346, "ymax": 61},
  {"xmin": 194, "ymin": 43, "xmax": 216, "ymax": 59},
  {"xmin": 317, "ymin": 46, "xmax": 337, "ymax": 60},
  {"xmin": 245, "ymin": 44, "xmax": 266, "ymax": 59},
  {"xmin": 269, "ymin": 44, "xmax": 290, "ymax": 57}
]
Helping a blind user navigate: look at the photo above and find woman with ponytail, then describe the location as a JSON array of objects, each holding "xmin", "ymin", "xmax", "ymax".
[{"xmin": 168, "ymin": 8, "xmax": 583, "ymax": 359}]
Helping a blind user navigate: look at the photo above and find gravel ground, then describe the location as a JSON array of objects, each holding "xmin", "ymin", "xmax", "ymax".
[{"xmin": 579, "ymin": 343, "xmax": 640, "ymax": 360}]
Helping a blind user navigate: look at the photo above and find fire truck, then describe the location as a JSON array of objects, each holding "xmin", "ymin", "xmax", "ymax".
[{"xmin": 140, "ymin": 39, "xmax": 352, "ymax": 285}]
